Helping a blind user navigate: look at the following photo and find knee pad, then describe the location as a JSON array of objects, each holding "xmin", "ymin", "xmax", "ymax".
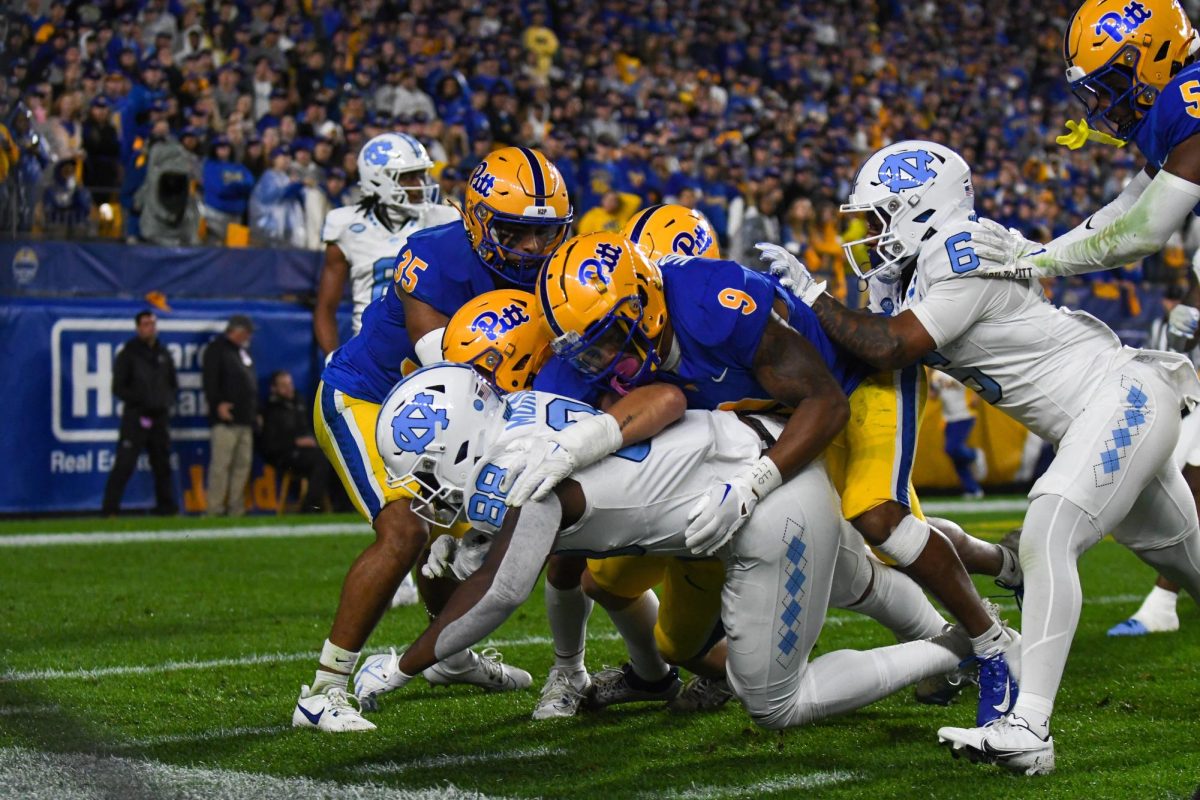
[{"xmin": 875, "ymin": 514, "xmax": 930, "ymax": 568}]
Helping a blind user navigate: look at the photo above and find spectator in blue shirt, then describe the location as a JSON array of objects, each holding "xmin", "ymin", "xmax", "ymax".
[{"xmin": 200, "ymin": 137, "xmax": 254, "ymax": 243}]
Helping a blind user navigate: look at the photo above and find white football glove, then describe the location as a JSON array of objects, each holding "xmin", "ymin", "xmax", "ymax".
[
  {"xmin": 969, "ymin": 219, "xmax": 1047, "ymax": 277},
  {"xmin": 1168, "ymin": 303, "xmax": 1200, "ymax": 340},
  {"xmin": 756, "ymin": 242, "xmax": 825, "ymax": 305},
  {"xmin": 421, "ymin": 532, "xmax": 492, "ymax": 581},
  {"xmin": 500, "ymin": 412, "xmax": 624, "ymax": 507},
  {"xmin": 684, "ymin": 456, "xmax": 783, "ymax": 556}
]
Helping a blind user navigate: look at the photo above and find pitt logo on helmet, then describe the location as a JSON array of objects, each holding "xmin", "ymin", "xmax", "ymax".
[
  {"xmin": 471, "ymin": 303, "xmax": 532, "ymax": 342},
  {"xmin": 1095, "ymin": 2, "xmax": 1153, "ymax": 42},
  {"xmin": 577, "ymin": 241, "xmax": 624, "ymax": 286},
  {"xmin": 623, "ymin": 204, "xmax": 721, "ymax": 261}
]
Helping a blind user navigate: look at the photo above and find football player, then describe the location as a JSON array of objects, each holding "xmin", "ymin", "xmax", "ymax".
[
  {"xmin": 313, "ymin": 132, "xmax": 460, "ymax": 352},
  {"xmin": 763, "ymin": 139, "xmax": 1200, "ymax": 774},
  {"xmin": 514, "ymin": 231, "xmax": 1021, "ymax": 728},
  {"xmin": 354, "ymin": 364, "xmax": 978, "ymax": 733}
]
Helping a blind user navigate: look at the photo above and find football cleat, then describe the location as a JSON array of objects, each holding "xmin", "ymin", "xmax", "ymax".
[
  {"xmin": 390, "ymin": 573, "xmax": 420, "ymax": 608},
  {"xmin": 915, "ymin": 661, "xmax": 977, "ymax": 707},
  {"xmin": 423, "ymin": 647, "xmax": 532, "ymax": 692},
  {"xmin": 938, "ymin": 714, "xmax": 1055, "ymax": 776},
  {"xmin": 587, "ymin": 663, "xmax": 681, "ymax": 709},
  {"xmin": 354, "ymin": 647, "xmax": 408, "ymax": 712},
  {"xmin": 293, "ymin": 685, "xmax": 376, "ymax": 732},
  {"xmin": 974, "ymin": 626, "xmax": 1021, "ymax": 727},
  {"xmin": 666, "ymin": 676, "xmax": 734, "ymax": 713},
  {"xmin": 1107, "ymin": 612, "xmax": 1179, "ymax": 636},
  {"xmin": 531, "ymin": 667, "xmax": 591, "ymax": 720}
]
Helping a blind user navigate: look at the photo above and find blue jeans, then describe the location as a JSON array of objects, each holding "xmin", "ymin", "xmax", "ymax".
[{"xmin": 944, "ymin": 418, "xmax": 981, "ymax": 494}]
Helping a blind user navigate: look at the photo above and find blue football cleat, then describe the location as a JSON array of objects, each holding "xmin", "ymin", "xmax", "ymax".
[
  {"xmin": 1107, "ymin": 618, "xmax": 1150, "ymax": 637},
  {"xmin": 975, "ymin": 652, "xmax": 1019, "ymax": 727}
]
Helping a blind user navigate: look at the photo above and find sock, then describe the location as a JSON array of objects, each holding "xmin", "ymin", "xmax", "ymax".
[
  {"xmin": 1011, "ymin": 692, "xmax": 1053, "ymax": 738},
  {"xmin": 843, "ymin": 560, "xmax": 947, "ymax": 642},
  {"xmin": 996, "ymin": 544, "xmax": 1022, "ymax": 586},
  {"xmin": 313, "ymin": 639, "xmax": 359, "ymax": 693},
  {"xmin": 545, "ymin": 579, "xmax": 593, "ymax": 672},
  {"xmin": 607, "ymin": 590, "xmax": 669, "ymax": 682},
  {"xmin": 969, "ymin": 621, "xmax": 1005, "ymax": 658},
  {"xmin": 1132, "ymin": 585, "xmax": 1180, "ymax": 626}
]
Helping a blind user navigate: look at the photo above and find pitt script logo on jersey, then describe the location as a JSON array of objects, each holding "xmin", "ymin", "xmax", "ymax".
[
  {"xmin": 391, "ymin": 392, "xmax": 449, "ymax": 454},
  {"xmin": 878, "ymin": 150, "xmax": 937, "ymax": 193},
  {"xmin": 577, "ymin": 241, "xmax": 623, "ymax": 285},
  {"xmin": 471, "ymin": 303, "xmax": 532, "ymax": 342},
  {"xmin": 672, "ymin": 224, "xmax": 713, "ymax": 257},
  {"xmin": 1095, "ymin": 2, "xmax": 1152, "ymax": 43}
]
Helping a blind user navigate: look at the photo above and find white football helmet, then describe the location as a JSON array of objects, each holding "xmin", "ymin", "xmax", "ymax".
[
  {"xmin": 376, "ymin": 363, "xmax": 501, "ymax": 525},
  {"xmin": 840, "ymin": 140, "xmax": 975, "ymax": 282},
  {"xmin": 357, "ymin": 132, "xmax": 439, "ymax": 213}
]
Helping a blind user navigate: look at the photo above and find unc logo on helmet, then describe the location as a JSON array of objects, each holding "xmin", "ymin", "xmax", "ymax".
[
  {"xmin": 878, "ymin": 150, "xmax": 937, "ymax": 193},
  {"xmin": 578, "ymin": 241, "xmax": 624, "ymax": 285},
  {"xmin": 672, "ymin": 224, "xmax": 714, "ymax": 257},
  {"xmin": 390, "ymin": 392, "xmax": 449, "ymax": 454},
  {"xmin": 470, "ymin": 303, "xmax": 532, "ymax": 342},
  {"xmin": 1095, "ymin": 2, "xmax": 1153, "ymax": 43},
  {"xmin": 469, "ymin": 162, "xmax": 496, "ymax": 198},
  {"xmin": 363, "ymin": 139, "xmax": 393, "ymax": 167}
]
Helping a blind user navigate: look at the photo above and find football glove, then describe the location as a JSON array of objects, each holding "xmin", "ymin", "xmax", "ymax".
[
  {"xmin": 969, "ymin": 218, "xmax": 1048, "ymax": 277},
  {"xmin": 500, "ymin": 412, "xmax": 624, "ymax": 507},
  {"xmin": 1056, "ymin": 119, "xmax": 1127, "ymax": 151},
  {"xmin": 421, "ymin": 532, "xmax": 492, "ymax": 582},
  {"xmin": 684, "ymin": 456, "xmax": 782, "ymax": 556},
  {"xmin": 756, "ymin": 242, "xmax": 825, "ymax": 305},
  {"xmin": 1168, "ymin": 304, "xmax": 1200, "ymax": 340}
]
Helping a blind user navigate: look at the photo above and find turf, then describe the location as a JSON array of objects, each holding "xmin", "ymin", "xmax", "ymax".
[{"xmin": 0, "ymin": 502, "xmax": 1197, "ymax": 800}]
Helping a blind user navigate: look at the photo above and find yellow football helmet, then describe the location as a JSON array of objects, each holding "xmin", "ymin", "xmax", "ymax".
[
  {"xmin": 1064, "ymin": 0, "xmax": 1198, "ymax": 140},
  {"xmin": 538, "ymin": 232, "xmax": 667, "ymax": 394},
  {"xmin": 442, "ymin": 290, "xmax": 551, "ymax": 394},
  {"xmin": 622, "ymin": 204, "xmax": 721, "ymax": 261},
  {"xmin": 463, "ymin": 146, "xmax": 573, "ymax": 287}
]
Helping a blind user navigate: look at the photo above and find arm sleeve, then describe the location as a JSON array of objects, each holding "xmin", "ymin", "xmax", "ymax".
[
  {"xmin": 320, "ymin": 209, "xmax": 344, "ymax": 244},
  {"xmin": 433, "ymin": 495, "xmax": 561, "ymax": 660},
  {"xmin": 1034, "ymin": 169, "xmax": 1200, "ymax": 276},
  {"xmin": 906, "ymin": 277, "xmax": 994, "ymax": 349}
]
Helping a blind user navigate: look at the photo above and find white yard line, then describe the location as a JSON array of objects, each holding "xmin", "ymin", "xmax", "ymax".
[
  {"xmin": 113, "ymin": 725, "xmax": 290, "ymax": 749},
  {"xmin": 0, "ymin": 746, "xmax": 511, "ymax": 800},
  {"xmin": 0, "ymin": 633, "xmax": 624, "ymax": 683},
  {"xmin": 362, "ymin": 746, "xmax": 566, "ymax": 775},
  {"xmin": 638, "ymin": 771, "xmax": 860, "ymax": 799},
  {"xmin": 922, "ymin": 498, "xmax": 1029, "ymax": 515},
  {"xmin": 0, "ymin": 523, "xmax": 368, "ymax": 547}
]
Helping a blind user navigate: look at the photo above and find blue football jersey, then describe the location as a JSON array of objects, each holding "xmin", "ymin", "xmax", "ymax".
[
  {"xmin": 1134, "ymin": 62, "xmax": 1200, "ymax": 175},
  {"xmin": 396, "ymin": 220, "xmax": 512, "ymax": 317},
  {"xmin": 321, "ymin": 286, "xmax": 420, "ymax": 403}
]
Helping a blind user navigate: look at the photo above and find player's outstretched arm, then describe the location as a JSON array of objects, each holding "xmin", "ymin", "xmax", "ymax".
[
  {"xmin": 752, "ymin": 312, "xmax": 849, "ymax": 480},
  {"xmin": 400, "ymin": 289, "xmax": 451, "ymax": 365},
  {"xmin": 314, "ymin": 243, "xmax": 349, "ymax": 357},
  {"xmin": 809, "ymin": 295, "xmax": 936, "ymax": 372},
  {"xmin": 395, "ymin": 494, "xmax": 565, "ymax": 678}
]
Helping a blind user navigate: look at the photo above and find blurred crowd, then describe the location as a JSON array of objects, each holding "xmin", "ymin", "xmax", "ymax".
[{"xmin": 3, "ymin": 0, "xmax": 1200, "ymax": 290}]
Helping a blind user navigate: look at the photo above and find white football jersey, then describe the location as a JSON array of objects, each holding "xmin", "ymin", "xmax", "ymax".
[
  {"xmin": 902, "ymin": 219, "xmax": 1199, "ymax": 442},
  {"xmin": 322, "ymin": 203, "xmax": 462, "ymax": 333},
  {"xmin": 465, "ymin": 390, "xmax": 778, "ymax": 556}
]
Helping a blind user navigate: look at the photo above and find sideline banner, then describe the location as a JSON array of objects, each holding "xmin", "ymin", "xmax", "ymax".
[{"xmin": 0, "ymin": 297, "xmax": 347, "ymax": 514}]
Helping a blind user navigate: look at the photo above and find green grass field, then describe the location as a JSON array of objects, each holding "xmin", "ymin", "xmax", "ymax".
[{"xmin": 1, "ymin": 501, "xmax": 1197, "ymax": 800}]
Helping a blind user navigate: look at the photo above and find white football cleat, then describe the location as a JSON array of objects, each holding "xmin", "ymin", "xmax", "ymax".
[
  {"xmin": 938, "ymin": 714, "xmax": 1055, "ymax": 776},
  {"xmin": 390, "ymin": 573, "xmax": 420, "ymax": 608},
  {"xmin": 667, "ymin": 676, "xmax": 734, "ymax": 713},
  {"xmin": 424, "ymin": 648, "xmax": 532, "ymax": 692},
  {"xmin": 531, "ymin": 667, "xmax": 591, "ymax": 720},
  {"xmin": 293, "ymin": 685, "xmax": 376, "ymax": 732},
  {"xmin": 354, "ymin": 648, "xmax": 407, "ymax": 712}
]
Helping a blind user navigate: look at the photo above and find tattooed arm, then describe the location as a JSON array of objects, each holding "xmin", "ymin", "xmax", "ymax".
[
  {"xmin": 810, "ymin": 294, "xmax": 937, "ymax": 372},
  {"xmin": 752, "ymin": 309, "xmax": 850, "ymax": 480}
]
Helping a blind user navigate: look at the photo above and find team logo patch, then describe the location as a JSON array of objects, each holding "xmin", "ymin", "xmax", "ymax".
[
  {"xmin": 878, "ymin": 150, "xmax": 937, "ymax": 193},
  {"xmin": 671, "ymin": 224, "xmax": 713, "ymax": 257},
  {"xmin": 1095, "ymin": 2, "xmax": 1152, "ymax": 44},
  {"xmin": 470, "ymin": 162, "xmax": 496, "ymax": 197},
  {"xmin": 349, "ymin": 223, "xmax": 366, "ymax": 233},
  {"xmin": 577, "ymin": 242, "xmax": 623, "ymax": 285},
  {"xmin": 391, "ymin": 392, "xmax": 449, "ymax": 454},
  {"xmin": 362, "ymin": 139, "xmax": 393, "ymax": 166},
  {"xmin": 471, "ymin": 303, "xmax": 531, "ymax": 341}
]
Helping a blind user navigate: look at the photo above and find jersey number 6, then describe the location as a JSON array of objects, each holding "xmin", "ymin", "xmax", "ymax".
[{"xmin": 945, "ymin": 232, "xmax": 980, "ymax": 274}]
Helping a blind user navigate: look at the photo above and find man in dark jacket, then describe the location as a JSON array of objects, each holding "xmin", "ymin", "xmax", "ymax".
[
  {"xmin": 202, "ymin": 314, "xmax": 257, "ymax": 516},
  {"xmin": 102, "ymin": 310, "xmax": 179, "ymax": 515},
  {"xmin": 261, "ymin": 370, "xmax": 329, "ymax": 512}
]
